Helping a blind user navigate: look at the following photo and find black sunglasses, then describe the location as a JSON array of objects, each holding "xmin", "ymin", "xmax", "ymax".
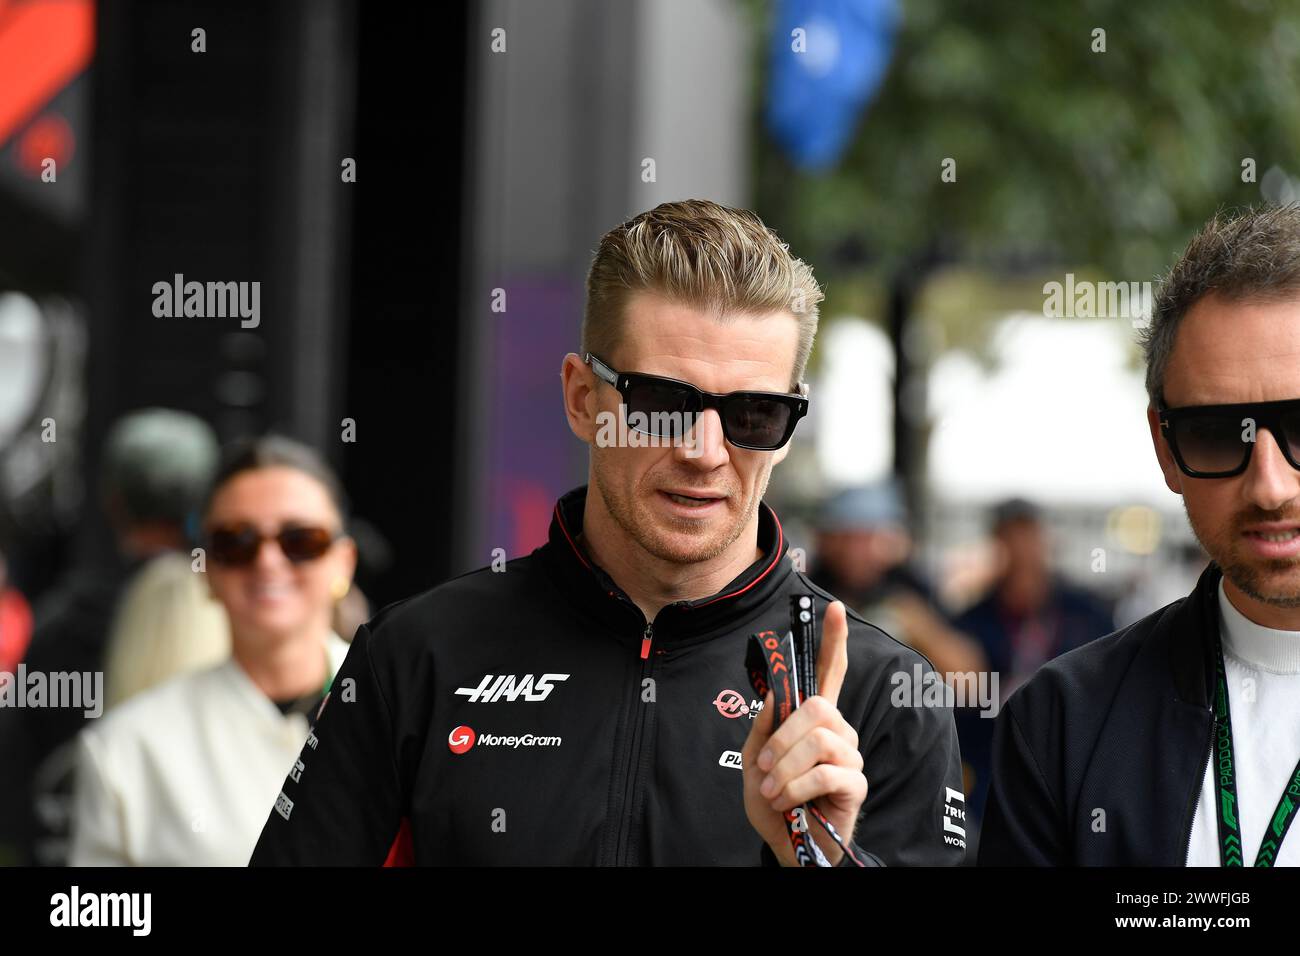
[
  {"xmin": 585, "ymin": 353, "xmax": 808, "ymax": 451},
  {"xmin": 1158, "ymin": 398, "xmax": 1300, "ymax": 478},
  {"xmin": 205, "ymin": 523, "xmax": 342, "ymax": 567}
]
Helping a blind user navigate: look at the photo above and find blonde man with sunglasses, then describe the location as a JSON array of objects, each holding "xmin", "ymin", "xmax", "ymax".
[{"xmin": 252, "ymin": 200, "xmax": 965, "ymax": 867}]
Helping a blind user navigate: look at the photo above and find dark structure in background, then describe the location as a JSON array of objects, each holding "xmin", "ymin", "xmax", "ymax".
[
  {"xmin": 340, "ymin": 1, "xmax": 468, "ymax": 604},
  {"xmin": 6, "ymin": 0, "xmax": 746, "ymax": 609},
  {"xmin": 81, "ymin": 0, "xmax": 468, "ymax": 607}
]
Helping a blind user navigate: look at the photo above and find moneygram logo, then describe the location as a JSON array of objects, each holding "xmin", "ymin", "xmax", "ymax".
[
  {"xmin": 714, "ymin": 689, "xmax": 758, "ymax": 719},
  {"xmin": 448, "ymin": 725, "xmax": 476, "ymax": 754},
  {"xmin": 447, "ymin": 725, "xmax": 562, "ymax": 754},
  {"xmin": 455, "ymin": 673, "xmax": 569, "ymax": 703}
]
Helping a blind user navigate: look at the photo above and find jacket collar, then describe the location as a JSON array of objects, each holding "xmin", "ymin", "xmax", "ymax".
[
  {"xmin": 224, "ymin": 632, "xmax": 351, "ymax": 729},
  {"xmin": 540, "ymin": 485, "xmax": 792, "ymax": 645},
  {"xmin": 1166, "ymin": 561, "xmax": 1224, "ymax": 709}
]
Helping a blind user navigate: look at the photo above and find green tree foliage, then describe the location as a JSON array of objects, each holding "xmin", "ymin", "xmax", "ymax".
[{"xmin": 749, "ymin": 0, "xmax": 1300, "ymax": 285}]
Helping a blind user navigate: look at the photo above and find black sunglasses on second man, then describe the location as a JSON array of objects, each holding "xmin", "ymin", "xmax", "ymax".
[
  {"xmin": 584, "ymin": 352, "xmax": 809, "ymax": 451},
  {"xmin": 1158, "ymin": 397, "xmax": 1300, "ymax": 478}
]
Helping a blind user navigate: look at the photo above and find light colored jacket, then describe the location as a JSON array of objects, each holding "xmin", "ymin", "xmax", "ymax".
[{"xmin": 70, "ymin": 634, "xmax": 349, "ymax": 866}]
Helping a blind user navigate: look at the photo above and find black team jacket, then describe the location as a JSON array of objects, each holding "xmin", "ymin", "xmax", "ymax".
[
  {"xmin": 980, "ymin": 563, "xmax": 1227, "ymax": 865},
  {"xmin": 250, "ymin": 486, "xmax": 965, "ymax": 866}
]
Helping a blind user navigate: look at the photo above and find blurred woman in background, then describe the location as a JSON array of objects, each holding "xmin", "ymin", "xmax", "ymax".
[{"xmin": 70, "ymin": 436, "xmax": 357, "ymax": 866}]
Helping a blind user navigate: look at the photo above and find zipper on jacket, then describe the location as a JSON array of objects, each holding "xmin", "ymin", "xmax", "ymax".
[
  {"xmin": 1183, "ymin": 709, "xmax": 1217, "ymax": 866},
  {"xmin": 611, "ymin": 621, "xmax": 657, "ymax": 864},
  {"xmin": 597, "ymin": 592, "xmax": 683, "ymax": 863}
]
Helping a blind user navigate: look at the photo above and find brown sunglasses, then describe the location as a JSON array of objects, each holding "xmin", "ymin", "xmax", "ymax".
[{"xmin": 205, "ymin": 523, "xmax": 341, "ymax": 567}]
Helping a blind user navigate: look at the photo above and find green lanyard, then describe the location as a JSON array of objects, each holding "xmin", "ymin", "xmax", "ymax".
[{"xmin": 1213, "ymin": 636, "xmax": 1300, "ymax": 866}]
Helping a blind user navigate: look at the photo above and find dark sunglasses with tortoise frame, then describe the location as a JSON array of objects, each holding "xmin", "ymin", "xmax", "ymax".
[{"xmin": 204, "ymin": 524, "xmax": 342, "ymax": 566}]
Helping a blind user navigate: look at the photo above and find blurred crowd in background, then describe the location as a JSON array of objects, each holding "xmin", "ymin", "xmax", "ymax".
[{"xmin": 2, "ymin": 0, "xmax": 1294, "ymax": 865}]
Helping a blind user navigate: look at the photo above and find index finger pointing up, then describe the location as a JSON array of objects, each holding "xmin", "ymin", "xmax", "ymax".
[{"xmin": 816, "ymin": 600, "xmax": 850, "ymax": 708}]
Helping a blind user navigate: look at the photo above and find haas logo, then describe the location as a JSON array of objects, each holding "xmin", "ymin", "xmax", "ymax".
[
  {"xmin": 448, "ymin": 725, "xmax": 476, "ymax": 754},
  {"xmin": 456, "ymin": 674, "xmax": 569, "ymax": 703},
  {"xmin": 713, "ymin": 689, "xmax": 750, "ymax": 718}
]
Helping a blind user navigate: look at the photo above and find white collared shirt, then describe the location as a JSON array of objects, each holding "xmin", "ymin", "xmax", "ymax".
[
  {"xmin": 1186, "ymin": 581, "xmax": 1300, "ymax": 866},
  {"xmin": 70, "ymin": 634, "xmax": 349, "ymax": 867}
]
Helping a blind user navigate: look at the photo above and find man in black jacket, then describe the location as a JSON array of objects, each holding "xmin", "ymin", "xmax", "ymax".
[
  {"xmin": 981, "ymin": 204, "xmax": 1300, "ymax": 866},
  {"xmin": 250, "ymin": 199, "xmax": 964, "ymax": 866}
]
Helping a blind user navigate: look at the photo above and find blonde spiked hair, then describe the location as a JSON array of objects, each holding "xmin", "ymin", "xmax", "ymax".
[{"xmin": 581, "ymin": 199, "xmax": 824, "ymax": 389}]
